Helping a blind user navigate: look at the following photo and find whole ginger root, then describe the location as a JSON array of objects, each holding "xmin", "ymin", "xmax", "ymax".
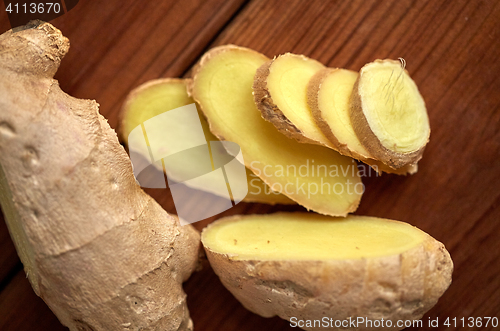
[{"xmin": 0, "ymin": 22, "xmax": 200, "ymax": 331}]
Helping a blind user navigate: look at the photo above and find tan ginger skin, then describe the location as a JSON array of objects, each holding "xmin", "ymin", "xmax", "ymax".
[{"xmin": 0, "ymin": 22, "xmax": 200, "ymax": 331}]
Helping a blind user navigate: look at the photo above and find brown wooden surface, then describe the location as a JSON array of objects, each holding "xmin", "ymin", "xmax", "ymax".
[{"xmin": 1, "ymin": 0, "xmax": 499, "ymax": 330}]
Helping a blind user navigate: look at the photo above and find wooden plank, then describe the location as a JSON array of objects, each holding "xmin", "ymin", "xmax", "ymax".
[{"xmin": 49, "ymin": 0, "xmax": 248, "ymax": 128}]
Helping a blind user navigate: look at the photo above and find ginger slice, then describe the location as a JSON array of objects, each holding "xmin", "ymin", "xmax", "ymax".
[
  {"xmin": 202, "ymin": 212, "xmax": 453, "ymax": 327},
  {"xmin": 253, "ymin": 53, "xmax": 333, "ymax": 146},
  {"xmin": 350, "ymin": 59, "xmax": 430, "ymax": 168},
  {"xmin": 309, "ymin": 68, "xmax": 370, "ymax": 158},
  {"xmin": 189, "ymin": 45, "xmax": 362, "ymax": 216},
  {"xmin": 203, "ymin": 213, "xmax": 429, "ymax": 260},
  {"xmin": 309, "ymin": 68, "xmax": 418, "ymax": 175},
  {"xmin": 119, "ymin": 78, "xmax": 294, "ymax": 205}
]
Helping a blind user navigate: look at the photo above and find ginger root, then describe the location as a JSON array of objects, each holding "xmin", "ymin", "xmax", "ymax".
[{"xmin": 0, "ymin": 22, "xmax": 200, "ymax": 331}]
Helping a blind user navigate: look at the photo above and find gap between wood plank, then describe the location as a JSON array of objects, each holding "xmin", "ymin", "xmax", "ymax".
[
  {"xmin": 180, "ymin": 0, "xmax": 252, "ymax": 78},
  {"xmin": 0, "ymin": 261, "xmax": 22, "ymax": 295}
]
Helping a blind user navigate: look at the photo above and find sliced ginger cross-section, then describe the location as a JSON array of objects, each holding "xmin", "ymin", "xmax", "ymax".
[
  {"xmin": 202, "ymin": 212, "xmax": 453, "ymax": 329},
  {"xmin": 308, "ymin": 68, "xmax": 418, "ymax": 175},
  {"xmin": 308, "ymin": 68, "xmax": 371, "ymax": 159},
  {"xmin": 253, "ymin": 53, "xmax": 333, "ymax": 147},
  {"xmin": 119, "ymin": 78, "xmax": 294, "ymax": 205},
  {"xmin": 350, "ymin": 59, "xmax": 430, "ymax": 169},
  {"xmin": 204, "ymin": 213, "xmax": 429, "ymax": 261},
  {"xmin": 253, "ymin": 54, "xmax": 420, "ymax": 175},
  {"xmin": 189, "ymin": 46, "xmax": 362, "ymax": 216}
]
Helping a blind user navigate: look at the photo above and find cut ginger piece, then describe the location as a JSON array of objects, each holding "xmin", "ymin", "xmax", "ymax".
[
  {"xmin": 253, "ymin": 53, "xmax": 334, "ymax": 147},
  {"xmin": 309, "ymin": 68, "xmax": 371, "ymax": 158},
  {"xmin": 119, "ymin": 78, "xmax": 294, "ymax": 205},
  {"xmin": 308, "ymin": 68, "xmax": 417, "ymax": 175},
  {"xmin": 189, "ymin": 45, "xmax": 362, "ymax": 216},
  {"xmin": 202, "ymin": 212, "xmax": 453, "ymax": 327},
  {"xmin": 204, "ymin": 213, "xmax": 431, "ymax": 260},
  {"xmin": 350, "ymin": 59, "xmax": 430, "ymax": 169}
]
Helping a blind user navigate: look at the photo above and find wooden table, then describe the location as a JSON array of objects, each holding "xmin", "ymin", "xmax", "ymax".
[{"xmin": 1, "ymin": 0, "xmax": 499, "ymax": 330}]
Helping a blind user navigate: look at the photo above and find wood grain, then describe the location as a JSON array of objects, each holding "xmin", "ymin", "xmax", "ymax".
[
  {"xmin": 0, "ymin": 271, "xmax": 66, "ymax": 331},
  {"xmin": 1, "ymin": 0, "xmax": 499, "ymax": 330}
]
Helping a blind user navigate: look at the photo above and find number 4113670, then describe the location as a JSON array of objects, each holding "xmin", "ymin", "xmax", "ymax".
[
  {"xmin": 5, "ymin": 2, "xmax": 62, "ymax": 14},
  {"xmin": 444, "ymin": 317, "xmax": 498, "ymax": 328}
]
